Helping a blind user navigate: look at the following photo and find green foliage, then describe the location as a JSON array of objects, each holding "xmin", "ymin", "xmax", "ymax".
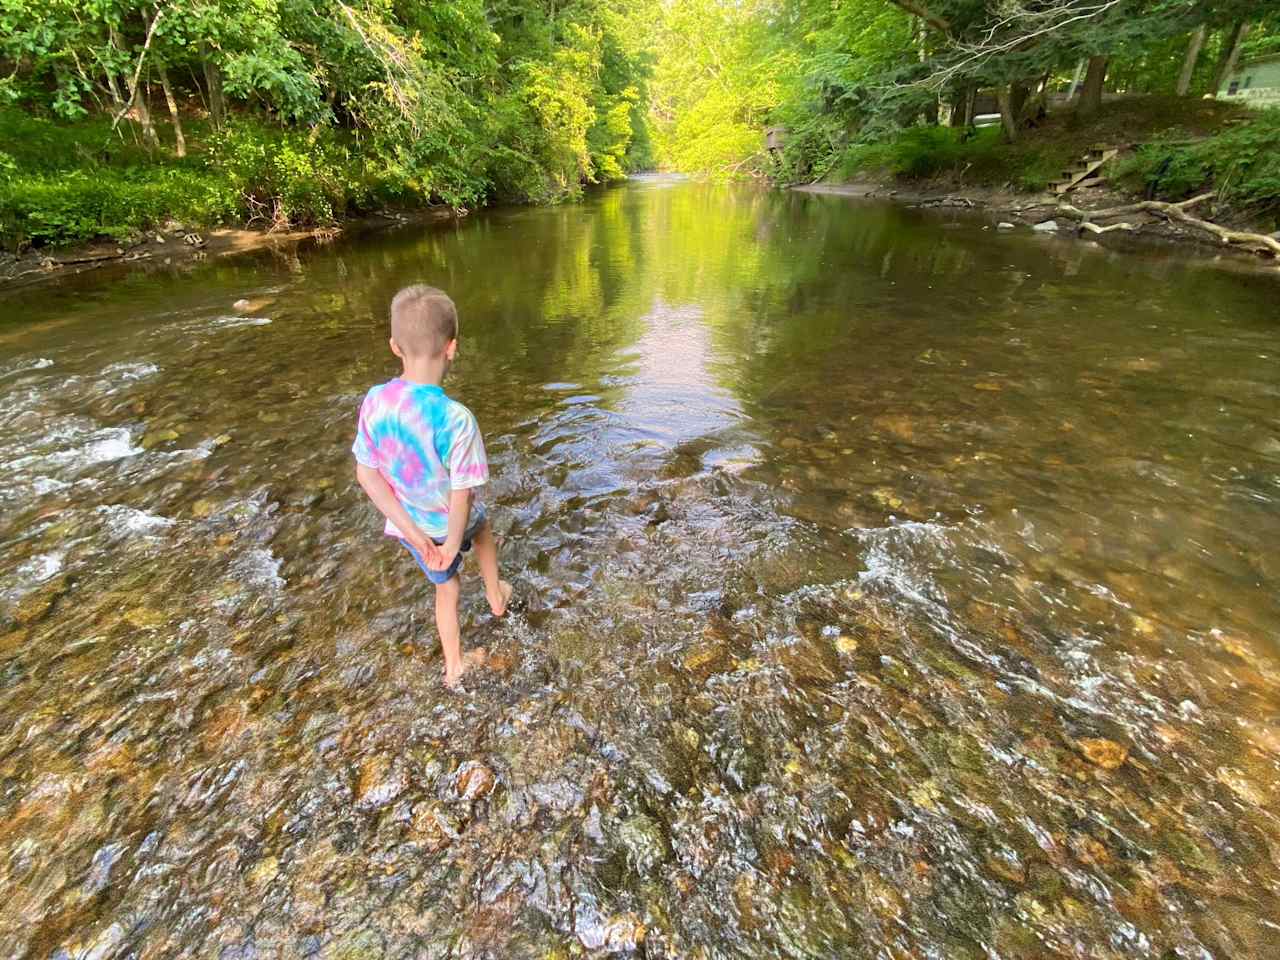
[
  {"xmin": 828, "ymin": 125, "xmax": 1062, "ymax": 191},
  {"xmin": 0, "ymin": 168, "xmax": 235, "ymax": 247},
  {"xmin": 0, "ymin": 0, "xmax": 662, "ymax": 248},
  {"xmin": 650, "ymin": 0, "xmax": 796, "ymax": 178},
  {"xmin": 1114, "ymin": 112, "xmax": 1280, "ymax": 212},
  {"xmin": 207, "ymin": 124, "xmax": 373, "ymax": 225},
  {"xmin": 649, "ymin": 0, "xmax": 1280, "ymax": 186}
]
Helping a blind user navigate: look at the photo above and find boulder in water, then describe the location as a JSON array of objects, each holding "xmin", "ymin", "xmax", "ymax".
[
  {"xmin": 454, "ymin": 760, "xmax": 496, "ymax": 801},
  {"xmin": 1076, "ymin": 737, "xmax": 1128, "ymax": 770},
  {"xmin": 355, "ymin": 755, "xmax": 408, "ymax": 810}
]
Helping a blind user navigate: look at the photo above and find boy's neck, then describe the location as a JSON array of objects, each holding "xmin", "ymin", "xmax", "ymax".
[{"xmin": 398, "ymin": 356, "xmax": 447, "ymax": 388}]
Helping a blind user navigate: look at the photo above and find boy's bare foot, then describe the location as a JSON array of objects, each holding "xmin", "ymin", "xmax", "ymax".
[
  {"xmin": 487, "ymin": 580, "xmax": 513, "ymax": 618},
  {"xmin": 444, "ymin": 648, "xmax": 488, "ymax": 691}
]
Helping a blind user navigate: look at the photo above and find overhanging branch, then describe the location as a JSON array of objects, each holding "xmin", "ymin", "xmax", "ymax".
[{"xmin": 889, "ymin": 0, "xmax": 951, "ymax": 36}]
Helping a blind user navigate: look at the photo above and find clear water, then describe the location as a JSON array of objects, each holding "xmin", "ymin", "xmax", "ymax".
[{"xmin": 2, "ymin": 179, "xmax": 1279, "ymax": 958}]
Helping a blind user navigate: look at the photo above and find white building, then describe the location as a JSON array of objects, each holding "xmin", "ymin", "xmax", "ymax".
[{"xmin": 1218, "ymin": 53, "xmax": 1280, "ymax": 109}]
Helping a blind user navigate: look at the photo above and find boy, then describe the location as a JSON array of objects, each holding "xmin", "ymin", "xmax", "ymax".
[{"xmin": 353, "ymin": 285, "xmax": 511, "ymax": 690}]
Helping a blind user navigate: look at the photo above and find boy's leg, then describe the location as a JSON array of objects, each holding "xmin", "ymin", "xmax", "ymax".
[
  {"xmin": 434, "ymin": 576, "xmax": 464, "ymax": 685},
  {"xmin": 472, "ymin": 523, "xmax": 512, "ymax": 617}
]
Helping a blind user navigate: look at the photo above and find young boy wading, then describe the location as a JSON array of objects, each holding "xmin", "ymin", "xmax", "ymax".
[{"xmin": 353, "ymin": 285, "xmax": 511, "ymax": 690}]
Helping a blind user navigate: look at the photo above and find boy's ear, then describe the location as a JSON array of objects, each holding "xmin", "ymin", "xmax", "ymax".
[
  {"xmin": 445, "ymin": 338, "xmax": 458, "ymax": 361},
  {"xmin": 389, "ymin": 337, "xmax": 404, "ymax": 359}
]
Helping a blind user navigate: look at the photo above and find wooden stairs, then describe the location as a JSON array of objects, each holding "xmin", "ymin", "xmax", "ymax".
[{"xmin": 1048, "ymin": 145, "xmax": 1118, "ymax": 196}]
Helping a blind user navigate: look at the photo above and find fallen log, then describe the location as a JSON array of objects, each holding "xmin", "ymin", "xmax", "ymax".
[
  {"xmin": 1078, "ymin": 221, "xmax": 1136, "ymax": 234},
  {"xmin": 1058, "ymin": 193, "xmax": 1280, "ymax": 258}
]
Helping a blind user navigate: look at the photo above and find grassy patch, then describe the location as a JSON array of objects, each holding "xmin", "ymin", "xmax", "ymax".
[
  {"xmin": 834, "ymin": 126, "xmax": 1064, "ymax": 191},
  {"xmin": 0, "ymin": 169, "xmax": 237, "ymax": 247},
  {"xmin": 1112, "ymin": 109, "xmax": 1280, "ymax": 216},
  {"xmin": 825, "ymin": 95, "xmax": 1252, "ymax": 195},
  {"xmin": 0, "ymin": 109, "xmax": 419, "ymax": 250}
]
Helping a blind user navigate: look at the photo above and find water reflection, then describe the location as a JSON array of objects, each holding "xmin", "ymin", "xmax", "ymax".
[{"xmin": 1, "ymin": 182, "xmax": 1279, "ymax": 959}]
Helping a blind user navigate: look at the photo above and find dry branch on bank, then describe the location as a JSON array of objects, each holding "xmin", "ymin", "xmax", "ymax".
[{"xmin": 1057, "ymin": 193, "xmax": 1280, "ymax": 258}]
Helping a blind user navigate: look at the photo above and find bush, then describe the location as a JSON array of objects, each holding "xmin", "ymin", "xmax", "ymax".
[
  {"xmin": 0, "ymin": 168, "xmax": 237, "ymax": 249},
  {"xmin": 1114, "ymin": 112, "xmax": 1280, "ymax": 213},
  {"xmin": 208, "ymin": 124, "xmax": 375, "ymax": 226}
]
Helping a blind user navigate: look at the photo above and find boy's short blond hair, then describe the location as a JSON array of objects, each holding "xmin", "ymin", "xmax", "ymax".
[{"xmin": 390, "ymin": 285, "xmax": 458, "ymax": 358}]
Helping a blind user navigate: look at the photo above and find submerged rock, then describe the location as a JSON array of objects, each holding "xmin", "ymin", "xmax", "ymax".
[
  {"xmin": 616, "ymin": 813, "xmax": 669, "ymax": 874},
  {"xmin": 410, "ymin": 803, "xmax": 459, "ymax": 851},
  {"xmin": 599, "ymin": 914, "xmax": 646, "ymax": 952},
  {"xmin": 1032, "ymin": 219, "xmax": 1059, "ymax": 232},
  {"xmin": 140, "ymin": 428, "xmax": 180, "ymax": 449},
  {"xmin": 83, "ymin": 841, "xmax": 127, "ymax": 896},
  {"xmin": 1076, "ymin": 738, "xmax": 1128, "ymax": 770},
  {"xmin": 355, "ymin": 755, "xmax": 408, "ymax": 810},
  {"xmin": 454, "ymin": 760, "xmax": 496, "ymax": 801},
  {"xmin": 12, "ymin": 576, "xmax": 69, "ymax": 625},
  {"xmin": 247, "ymin": 854, "xmax": 279, "ymax": 888}
]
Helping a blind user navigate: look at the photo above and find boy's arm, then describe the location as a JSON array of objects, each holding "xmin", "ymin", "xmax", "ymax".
[
  {"xmin": 355, "ymin": 464, "xmax": 442, "ymax": 564},
  {"xmin": 428, "ymin": 488, "xmax": 472, "ymax": 572}
]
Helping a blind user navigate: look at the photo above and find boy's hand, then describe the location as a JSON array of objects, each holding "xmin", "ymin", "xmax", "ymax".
[
  {"xmin": 406, "ymin": 530, "xmax": 443, "ymax": 567},
  {"xmin": 426, "ymin": 541, "xmax": 459, "ymax": 572}
]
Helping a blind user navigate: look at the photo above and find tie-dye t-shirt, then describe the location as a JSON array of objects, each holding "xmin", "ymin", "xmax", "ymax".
[{"xmin": 352, "ymin": 379, "xmax": 488, "ymax": 540}]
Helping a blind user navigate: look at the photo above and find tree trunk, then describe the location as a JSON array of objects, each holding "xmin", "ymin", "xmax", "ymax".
[
  {"xmin": 1076, "ymin": 55, "xmax": 1109, "ymax": 118},
  {"xmin": 1212, "ymin": 21, "xmax": 1252, "ymax": 96},
  {"xmin": 104, "ymin": 68, "xmax": 127, "ymax": 111},
  {"xmin": 949, "ymin": 85, "xmax": 971, "ymax": 127},
  {"xmin": 202, "ymin": 56, "xmax": 225, "ymax": 129},
  {"xmin": 1177, "ymin": 25, "xmax": 1206, "ymax": 96},
  {"xmin": 156, "ymin": 62, "xmax": 186, "ymax": 157},
  {"xmin": 997, "ymin": 84, "xmax": 1018, "ymax": 143},
  {"xmin": 131, "ymin": 80, "xmax": 161, "ymax": 150},
  {"xmin": 1066, "ymin": 58, "xmax": 1086, "ymax": 100},
  {"xmin": 1009, "ymin": 80, "xmax": 1030, "ymax": 124}
]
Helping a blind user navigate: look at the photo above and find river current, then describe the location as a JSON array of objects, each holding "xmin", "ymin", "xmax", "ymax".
[{"xmin": 2, "ymin": 179, "xmax": 1279, "ymax": 958}]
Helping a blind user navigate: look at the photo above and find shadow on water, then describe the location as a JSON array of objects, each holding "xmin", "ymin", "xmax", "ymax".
[{"xmin": 2, "ymin": 181, "xmax": 1280, "ymax": 958}]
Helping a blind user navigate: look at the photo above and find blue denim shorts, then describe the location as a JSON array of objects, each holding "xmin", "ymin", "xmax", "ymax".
[{"xmin": 401, "ymin": 504, "xmax": 487, "ymax": 584}]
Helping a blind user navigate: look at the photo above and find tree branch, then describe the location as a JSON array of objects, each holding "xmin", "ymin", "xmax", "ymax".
[
  {"xmin": 110, "ymin": 6, "xmax": 168, "ymax": 132},
  {"xmin": 889, "ymin": 0, "xmax": 951, "ymax": 36},
  {"xmin": 1059, "ymin": 193, "xmax": 1280, "ymax": 258}
]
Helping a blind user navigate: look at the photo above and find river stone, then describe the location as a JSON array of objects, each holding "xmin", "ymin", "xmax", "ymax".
[
  {"xmin": 997, "ymin": 221, "xmax": 1015, "ymax": 229},
  {"xmin": 140, "ymin": 428, "xmax": 179, "ymax": 449},
  {"xmin": 247, "ymin": 855, "xmax": 279, "ymax": 888},
  {"xmin": 123, "ymin": 606, "xmax": 164, "ymax": 630},
  {"xmin": 83, "ymin": 842, "xmax": 127, "ymax": 895},
  {"xmin": 598, "ymin": 914, "xmax": 646, "ymax": 952},
  {"xmin": 410, "ymin": 803, "xmax": 459, "ymax": 850},
  {"xmin": 616, "ymin": 813, "xmax": 669, "ymax": 873},
  {"xmin": 1032, "ymin": 219, "xmax": 1059, "ymax": 232},
  {"xmin": 54, "ymin": 922, "xmax": 126, "ymax": 960},
  {"xmin": 454, "ymin": 760, "xmax": 496, "ymax": 800},
  {"xmin": 1076, "ymin": 737, "xmax": 1127, "ymax": 769},
  {"xmin": 355, "ymin": 755, "xmax": 408, "ymax": 810},
  {"xmin": 833, "ymin": 635, "xmax": 858, "ymax": 655},
  {"xmin": 326, "ymin": 928, "xmax": 384, "ymax": 960},
  {"xmin": 13, "ymin": 576, "xmax": 68, "ymax": 624}
]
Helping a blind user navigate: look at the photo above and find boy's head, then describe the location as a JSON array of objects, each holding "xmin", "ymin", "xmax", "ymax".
[{"xmin": 389, "ymin": 285, "xmax": 458, "ymax": 364}]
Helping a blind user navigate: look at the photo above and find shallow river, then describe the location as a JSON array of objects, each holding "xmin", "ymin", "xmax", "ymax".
[{"xmin": 3, "ymin": 179, "xmax": 1280, "ymax": 959}]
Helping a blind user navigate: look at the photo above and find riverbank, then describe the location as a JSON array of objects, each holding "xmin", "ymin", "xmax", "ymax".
[
  {"xmin": 788, "ymin": 98, "xmax": 1280, "ymax": 263},
  {"xmin": 0, "ymin": 207, "xmax": 457, "ymax": 292},
  {"xmin": 793, "ymin": 178, "xmax": 1280, "ymax": 263}
]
